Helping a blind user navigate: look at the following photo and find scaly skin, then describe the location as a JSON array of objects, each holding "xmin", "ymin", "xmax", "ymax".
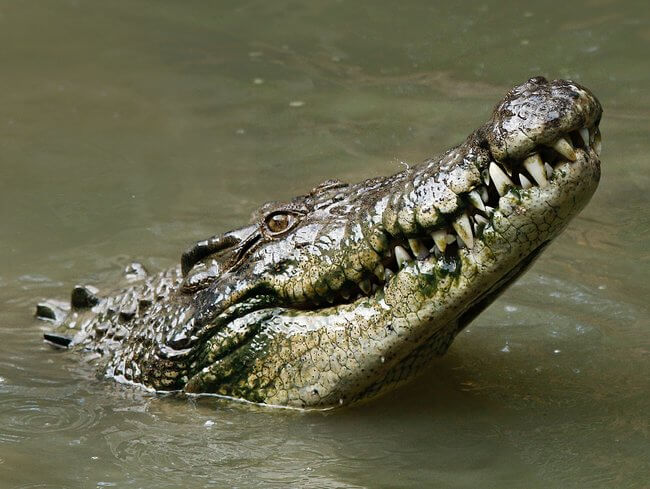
[{"xmin": 38, "ymin": 77, "xmax": 602, "ymax": 409}]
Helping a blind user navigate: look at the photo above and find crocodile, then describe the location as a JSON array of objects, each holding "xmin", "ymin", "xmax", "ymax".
[{"xmin": 37, "ymin": 77, "xmax": 602, "ymax": 409}]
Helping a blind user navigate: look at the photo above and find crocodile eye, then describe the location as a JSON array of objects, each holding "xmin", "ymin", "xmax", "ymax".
[{"xmin": 264, "ymin": 212, "xmax": 296, "ymax": 235}]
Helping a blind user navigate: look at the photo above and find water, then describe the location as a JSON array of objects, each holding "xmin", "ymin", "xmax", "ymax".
[{"xmin": 1, "ymin": 0, "xmax": 648, "ymax": 487}]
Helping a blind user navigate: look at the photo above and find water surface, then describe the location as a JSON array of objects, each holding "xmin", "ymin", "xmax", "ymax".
[{"xmin": 1, "ymin": 1, "xmax": 648, "ymax": 487}]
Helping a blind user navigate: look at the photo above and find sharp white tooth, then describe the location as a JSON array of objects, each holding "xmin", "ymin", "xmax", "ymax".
[
  {"xmin": 445, "ymin": 234, "xmax": 457, "ymax": 244},
  {"xmin": 467, "ymin": 190, "xmax": 485, "ymax": 212},
  {"xmin": 593, "ymin": 129, "xmax": 601, "ymax": 156},
  {"xmin": 545, "ymin": 162, "xmax": 554, "ymax": 179},
  {"xmin": 374, "ymin": 263, "xmax": 385, "ymax": 280},
  {"xmin": 474, "ymin": 214, "xmax": 489, "ymax": 228},
  {"xmin": 552, "ymin": 136, "xmax": 577, "ymax": 161},
  {"xmin": 394, "ymin": 245, "xmax": 412, "ymax": 268},
  {"xmin": 484, "ymin": 206, "xmax": 495, "ymax": 217},
  {"xmin": 523, "ymin": 153, "xmax": 548, "ymax": 187},
  {"xmin": 480, "ymin": 186, "xmax": 489, "ymax": 203},
  {"xmin": 489, "ymin": 162, "xmax": 514, "ymax": 196},
  {"xmin": 452, "ymin": 212, "xmax": 474, "ymax": 249},
  {"xmin": 408, "ymin": 238, "xmax": 429, "ymax": 260},
  {"xmin": 384, "ymin": 268, "xmax": 395, "ymax": 281},
  {"xmin": 359, "ymin": 279, "xmax": 372, "ymax": 295},
  {"xmin": 431, "ymin": 229, "xmax": 448, "ymax": 253},
  {"xmin": 341, "ymin": 289, "xmax": 351, "ymax": 300},
  {"xmin": 579, "ymin": 127, "xmax": 590, "ymax": 146},
  {"xmin": 519, "ymin": 173, "xmax": 533, "ymax": 189}
]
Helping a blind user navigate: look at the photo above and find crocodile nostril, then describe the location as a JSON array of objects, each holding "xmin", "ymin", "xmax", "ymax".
[{"xmin": 528, "ymin": 76, "xmax": 548, "ymax": 85}]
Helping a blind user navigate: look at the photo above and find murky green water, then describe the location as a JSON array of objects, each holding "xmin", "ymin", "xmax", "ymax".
[{"xmin": 1, "ymin": 0, "xmax": 648, "ymax": 487}]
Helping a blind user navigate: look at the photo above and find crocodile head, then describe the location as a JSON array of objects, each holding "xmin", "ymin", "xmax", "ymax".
[{"xmin": 41, "ymin": 77, "xmax": 602, "ymax": 409}]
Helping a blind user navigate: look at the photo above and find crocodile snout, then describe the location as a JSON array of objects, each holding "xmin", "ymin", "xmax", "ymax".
[{"xmin": 485, "ymin": 77, "xmax": 602, "ymax": 162}]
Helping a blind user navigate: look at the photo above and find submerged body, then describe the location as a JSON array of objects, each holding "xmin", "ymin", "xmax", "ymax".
[{"xmin": 38, "ymin": 77, "xmax": 602, "ymax": 409}]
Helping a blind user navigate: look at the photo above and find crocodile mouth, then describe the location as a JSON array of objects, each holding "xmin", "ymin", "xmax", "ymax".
[{"xmin": 317, "ymin": 125, "xmax": 602, "ymax": 307}]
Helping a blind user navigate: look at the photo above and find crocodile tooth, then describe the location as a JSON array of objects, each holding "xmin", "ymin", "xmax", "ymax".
[
  {"xmin": 474, "ymin": 214, "xmax": 489, "ymax": 228},
  {"xmin": 394, "ymin": 245, "xmax": 412, "ymax": 268},
  {"xmin": 480, "ymin": 186, "xmax": 489, "ymax": 203},
  {"xmin": 371, "ymin": 283, "xmax": 379, "ymax": 293},
  {"xmin": 467, "ymin": 190, "xmax": 485, "ymax": 212},
  {"xmin": 431, "ymin": 229, "xmax": 448, "ymax": 253},
  {"xmin": 452, "ymin": 212, "xmax": 474, "ymax": 249},
  {"xmin": 359, "ymin": 279, "xmax": 372, "ymax": 295},
  {"xmin": 374, "ymin": 263, "xmax": 385, "ymax": 280},
  {"xmin": 446, "ymin": 234, "xmax": 457, "ymax": 244},
  {"xmin": 545, "ymin": 162, "xmax": 554, "ymax": 179},
  {"xmin": 341, "ymin": 289, "xmax": 351, "ymax": 300},
  {"xmin": 593, "ymin": 129, "xmax": 602, "ymax": 156},
  {"xmin": 552, "ymin": 136, "xmax": 576, "ymax": 161},
  {"xmin": 489, "ymin": 162, "xmax": 513, "ymax": 196},
  {"xmin": 519, "ymin": 173, "xmax": 533, "ymax": 189},
  {"xmin": 408, "ymin": 238, "xmax": 429, "ymax": 260},
  {"xmin": 484, "ymin": 206, "xmax": 495, "ymax": 217},
  {"xmin": 579, "ymin": 127, "xmax": 590, "ymax": 146},
  {"xmin": 523, "ymin": 153, "xmax": 548, "ymax": 187},
  {"xmin": 384, "ymin": 268, "xmax": 395, "ymax": 281},
  {"xmin": 418, "ymin": 246, "xmax": 430, "ymax": 260}
]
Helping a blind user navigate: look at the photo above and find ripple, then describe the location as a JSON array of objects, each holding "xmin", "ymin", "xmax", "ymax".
[
  {"xmin": 13, "ymin": 485, "xmax": 72, "ymax": 489},
  {"xmin": 16, "ymin": 274, "xmax": 65, "ymax": 290},
  {"xmin": 101, "ymin": 413, "xmax": 298, "ymax": 486},
  {"xmin": 0, "ymin": 397, "xmax": 101, "ymax": 442}
]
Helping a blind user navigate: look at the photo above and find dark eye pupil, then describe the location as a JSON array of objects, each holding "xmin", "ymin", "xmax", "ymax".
[{"xmin": 267, "ymin": 214, "xmax": 290, "ymax": 233}]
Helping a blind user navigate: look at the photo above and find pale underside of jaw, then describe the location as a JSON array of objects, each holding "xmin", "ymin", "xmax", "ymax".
[{"xmin": 331, "ymin": 124, "xmax": 601, "ymax": 306}]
